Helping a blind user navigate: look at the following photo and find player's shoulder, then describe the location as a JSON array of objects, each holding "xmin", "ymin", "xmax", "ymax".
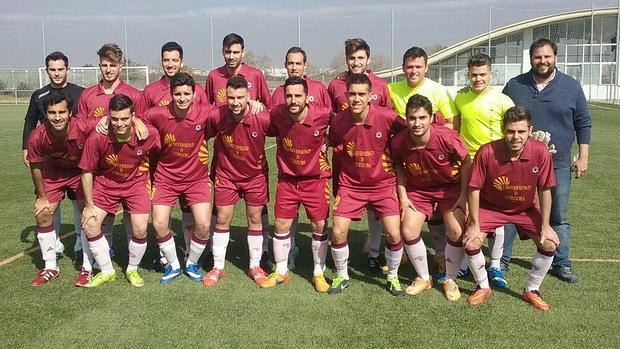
[
  {"xmin": 328, "ymin": 73, "xmax": 347, "ymax": 87},
  {"xmin": 391, "ymin": 127, "xmax": 409, "ymax": 145},
  {"xmin": 306, "ymin": 77, "xmax": 327, "ymax": 89}
]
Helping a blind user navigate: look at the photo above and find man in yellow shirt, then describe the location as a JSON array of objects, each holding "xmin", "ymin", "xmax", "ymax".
[{"xmin": 454, "ymin": 53, "xmax": 514, "ymax": 288}]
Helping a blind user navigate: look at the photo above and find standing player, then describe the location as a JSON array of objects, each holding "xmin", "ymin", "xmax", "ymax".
[
  {"xmin": 464, "ymin": 106, "xmax": 559, "ymax": 310},
  {"xmin": 79, "ymin": 94, "xmax": 159, "ymax": 287},
  {"xmin": 22, "ymin": 51, "xmax": 84, "ymax": 264},
  {"xmin": 202, "ymin": 76, "xmax": 271, "ymax": 287},
  {"xmin": 26, "ymin": 91, "xmax": 95, "ymax": 286},
  {"xmin": 391, "ymin": 94, "xmax": 471, "ymax": 297},
  {"xmin": 328, "ymin": 73, "xmax": 404, "ymax": 296},
  {"xmin": 454, "ymin": 53, "xmax": 515, "ymax": 287},
  {"xmin": 261, "ymin": 76, "xmax": 332, "ymax": 292},
  {"xmin": 388, "ymin": 46, "xmax": 460, "ymax": 282},
  {"xmin": 269, "ymin": 46, "xmax": 331, "ymax": 270},
  {"xmin": 328, "ymin": 38, "xmax": 392, "ymax": 274},
  {"xmin": 145, "ymin": 73, "xmax": 213, "ymax": 283}
]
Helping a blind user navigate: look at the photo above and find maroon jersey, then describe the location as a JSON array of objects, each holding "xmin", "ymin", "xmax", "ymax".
[
  {"xmin": 75, "ymin": 80, "xmax": 145, "ymax": 119},
  {"xmin": 144, "ymin": 104, "xmax": 212, "ymax": 184},
  {"xmin": 27, "ymin": 118, "xmax": 96, "ymax": 178},
  {"xmin": 205, "ymin": 64, "xmax": 271, "ymax": 107},
  {"xmin": 270, "ymin": 76, "xmax": 331, "ymax": 109},
  {"xmin": 206, "ymin": 106, "xmax": 270, "ymax": 181},
  {"xmin": 329, "ymin": 105, "xmax": 402, "ymax": 190},
  {"xmin": 143, "ymin": 76, "xmax": 209, "ymax": 109},
  {"xmin": 79, "ymin": 126, "xmax": 160, "ymax": 190},
  {"xmin": 469, "ymin": 139, "xmax": 556, "ymax": 215},
  {"xmin": 327, "ymin": 70, "xmax": 392, "ymax": 113},
  {"xmin": 391, "ymin": 125, "xmax": 469, "ymax": 190},
  {"xmin": 268, "ymin": 104, "xmax": 331, "ymax": 180}
]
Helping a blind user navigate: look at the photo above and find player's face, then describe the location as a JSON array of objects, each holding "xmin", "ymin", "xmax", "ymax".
[
  {"xmin": 172, "ymin": 85, "xmax": 195, "ymax": 110},
  {"xmin": 285, "ymin": 52, "xmax": 307, "ymax": 78},
  {"xmin": 406, "ymin": 107, "xmax": 432, "ymax": 138},
  {"xmin": 468, "ymin": 64, "xmax": 493, "ymax": 93},
  {"xmin": 504, "ymin": 120, "xmax": 532, "ymax": 154},
  {"xmin": 46, "ymin": 59, "xmax": 68, "ymax": 87},
  {"xmin": 226, "ymin": 87, "xmax": 249, "ymax": 116},
  {"xmin": 46, "ymin": 101, "xmax": 71, "ymax": 133},
  {"xmin": 530, "ymin": 44, "xmax": 557, "ymax": 80},
  {"xmin": 347, "ymin": 83, "xmax": 371, "ymax": 115},
  {"xmin": 223, "ymin": 43, "xmax": 244, "ymax": 70},
  {"xmin": 285, "ymin": 84, "xmax": 308, "ymax": 116},
  {"xmin": 403, "ymin": 56, "xmax": 427, "ymax": 87},
  {"xmin": 162, "ymin": 50, "xmax": 183, "ymax": 78},
  {"xmin": 346, "ymin": 50, "xmax": 370, "ymax": 74},
  {"xmin": 110, "ymin": 108, "xmax": 133, "ymax": 138},
  {"xmin": 99, "ymin": 58, "xmax": 122, "ymax": 83}
]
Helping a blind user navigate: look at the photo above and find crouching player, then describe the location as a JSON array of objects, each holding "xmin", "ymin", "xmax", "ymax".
[
  {"xmin": 27, "ymin": 91, "xmax": 96, "ymax": 286},
  {"xmin": 262, "ymin": 76, "xmax": 332, "ymax": 291},
  {"xmin": 79, "ymin": 94, "xmax": 159, "ymax": 287},
  {"xmin": 391, "ymin": 94, "xmax": 471, "ymax": 297},
  {"xmin": 463, "ymin": 106, "xmax": 559, "ymax": 310},
  {"xmin": 328, "ymin": 73, "xmax": 405, "ymax": 296}
]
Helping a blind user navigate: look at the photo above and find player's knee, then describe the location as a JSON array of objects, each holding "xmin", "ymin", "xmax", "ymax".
[
  {"xmin": 539, "ymin": 240, "xmax": 557, "ymax": 253},
  {"xmin": 132, "ymin": 230, "xmax": 147, "ymax": 240},
  {"xmin": 151, "ymin": 219, "xmax": 168, "ymax": 235},
  {"xmin": 35, "ymin": 211, "xmax": 53, "ymax": 228},
  {"xmin": 193, "ymin": 221, "xmax": 210, "ymax": 237},
  {"xmin": 445, "ymin": 227, "xmax": 462, "ymax": 243}
]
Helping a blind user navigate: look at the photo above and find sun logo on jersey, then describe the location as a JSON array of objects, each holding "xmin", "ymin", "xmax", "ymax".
[
  {"xmin": 381, "ymin": 151, "xmax": 394, "ymax": 174},
  {"xmin": 199, "ymin": 140, "xmax": 209, "ymax": 165},
  {"xmin": 105, "ymin": 154, "xmax": 118, "ymax": 167},
  {"xmin": 407, "ymin": 162, "xmax": 422, "ymax": 175},
  {"xmin": 493, "ymin": 176, "xmax": 510, "ymax": 191},
  {"xmin": 216, "ymin": 88, "xmax": 226, "ymax": 103},
  {"xmin": 138, "ymin": 155, "xmax": 150, "ymax": 174},
  {"xmin": 324, "ymin": 183, "xmax": 331, "ymax": 203},
  {"xmin": 159, "ymin": 99, "xmax": 170, "ymax": 107},
  {"xmin": 163, "ymin": 134, "xmax": 176, "ymax": 145},
  {"xmin": 93, "ymin": 107, "xmax": 105, "ymax": 118},
  {"xmin": 340, "ymin": 102, "xmax": 349, "ymax": 111},
  {"xmin": 319, "ymin": 152, "xmax": 331, "ymax": 172},
  {"xmin": 345, "ymin": 141, "xmax": 356, "ymax": 157},
  {"xmin": 283, "ymin": 137, "xmax": 293, "ymax": 148},
  {"xmin": 223, "ymin": 134, "xmax": 234, "ymax": 144}
]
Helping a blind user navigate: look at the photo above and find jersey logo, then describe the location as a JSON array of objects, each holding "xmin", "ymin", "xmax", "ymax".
[
  {"xmin": 313, "ymin": 130, "xmax": 320, "ymax": 137},
  {"xmin": 251, "ymin": 131, "xmax": 258, "ymax": 138},
  {"xmin": 340, "ymin": 103, "xmax": 349, "ymax": 111},
  {"xmin": 164, "ymin": 133, "xmax": 176, "ymax": 145},
  {"xmin": 195, "ymin": 124, "xmax": 202, "ymax": 131},
  {"xmin": 381, "ymin": 151, "xmax": 394, "ymax": 174},
  {"xmin": 346, "ymin": 141, "xmax": 356, "ymax": 157},
  {"xmin": 308, "ymin": 95, "xmax": 315, "ymax": 102},
  {"xmin": 371, "ymin": 93, "xmax": 378, "ymax": 101},
  {"xmin": 199, "ymin": 140, "xmax": 209, "ymax": 165},
  {"xmin": 247, "ymin": 82, "xmax": 253, "ymax": 89},
  {"xmin": 375, "ymin": 131, "xmax": 382, "ymax": 139},
  {"xmin": 437, "ymin": 154, "xmax": 445, "ymax": 160},
  {"xmin": 93, "ymin": 106, "xmax": 105, "ymax": 118},
  {"xmin": 78, "ymin": 144, "xmax": 84, "ymax": 149},
  {"xmin": 216, "ymin": 88, "xmax": 226, "ymax": 103},
  {"xmin": 319, "ymin": 152, "xmax": 331, "ymax": 172},
  {"xmin": 223, "ymin": 135, "xmax": 234, "ymax": 144},
  {"xmin": 493, "ymin": 176, "xmax": 510, "ymax": 191},
  {"xmin": 532, "ymin": 166, "xmax": 539, "ymax": 173},
  {"xmin": 136, "ymin": 149, "xmax": 143, "ymax": 156},
  {"xmin": 283, "ymin": 137, "xmax": 293, "ymax": 148},
  {"xmin": 159, "ymin": 99, "xmax": 170, "ymax": 107},
  {"xmin": 105, "ymin": 154, "xmax": 118, "ymax": 167},
  {"xmin": 138, "ymin": 156, "xmax": 150, "ymax": 174}
]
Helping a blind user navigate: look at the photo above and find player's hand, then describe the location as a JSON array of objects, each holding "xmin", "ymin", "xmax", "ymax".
[
  {"xmin": 22, "ymin": 149, "xmax": 30, "ymax": 168},
  {"xmin": 133, "ymin": 118, "xmax": 149, "ymax": 140},
  {"xmin": 539, "ymin": 225, "xmax": 560, "ymax": 249},
  {"xmin": 572, "ymin": 157, "xmax": 588, "ymax": 179},
  {"xmin": 248, "ymin": 100, "xmax": 265, "ymax": 114},
  {"xmin": 95, "ymin": 116, "xmax": 109, "ymax": 135},
  {"xmin": 399, "ymin": 197, "xmax": 416, "ymax": 222},
  {"xmin": 33, "ymin": 197, "xmax": 51, "ymax": 217},
  {"xmin": 81, "ymin": 206, "xmax": 98, "ymax": 229},
  {"xmin": 463, "ymin": 223, "xmax": 485, "ymax": 251}
]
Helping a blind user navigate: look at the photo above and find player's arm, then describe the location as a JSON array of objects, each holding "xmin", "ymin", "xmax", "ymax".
[
  {"xmin": 30, "ymin": 162, "xmax": 50, "ymax": 216},
  {"xmin": 572, "ymin": 143, "xmax": 589, "ymax": 178},
  {"xmin": 463, "ymin": 187, "xmax": 485, "ymax": 250},
  {"xmin": 537, "ymin": 188, "xmax": 559, "ymax": 247},
  {"xmin": 22, "ymin": 94, "xmax": 40, "ymax": 166},
  {"xmin": 80, "ymin": 171, "xmax": 98, "ymax": 228},
  {"xmin": 572, "ymin": 88, "xmax": 591, "ymax": 179}
]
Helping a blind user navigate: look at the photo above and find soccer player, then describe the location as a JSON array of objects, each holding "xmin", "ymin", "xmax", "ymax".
[
  {"xmin": 22, "ymin": 51, "xmax": 84, "ymax": 263},
  {"xmin": 391, "ymin": 94, "xmax": 471, "ymax": 297},
  {"xmin": 328, "ymin": 73, "xmax": 405, "ymax": 296},
  {"xmin": 145, "ymin": 73, "xmax": 213, "ymax": 283},
  {"xmin": 261, "ymin": 76, "xmax": 332, "ymax": 292},
  {"xmin": 388, "ymin": 46, "xmax": 459, "ymax": 281},
  {"xmin": 79, "ymin": 94, "xmax": 160, "ymax": 287},
  {"xmin": 463, "ymin": 106, "xmax": 559, "ymax": 311},
  {"xmin": 26, "ymin": 91, "xmax": 95, "ymax": 286},
  {"xmin": 202, "ymin": 76, "xmax": 271, "ymax": 287},
  {"xmin": 328, "ymin": 38, "xmax": 392, "ymax": 274},
  {"xmin": 454, "ymin": 53, "xmax": 515, "ymax": 287},
  {"xmin": 501, "ymin": 38, "xmax": 591, "ymax": 283}
]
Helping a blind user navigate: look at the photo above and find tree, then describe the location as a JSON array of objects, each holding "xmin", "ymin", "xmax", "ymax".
[
  {"xmin": 428, "ymin": 43, "xmax": 448, "ymax": 55},
  {"xmin": 244, "ymin": 51, "xmax": 271, "ymax": 70}
]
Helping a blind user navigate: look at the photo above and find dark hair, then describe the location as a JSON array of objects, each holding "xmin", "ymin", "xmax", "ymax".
[
  {"xmin": 97, "ymin": 43, "xmax": 123, "ymax": 62},
  {"xmin": 161, "ymin": 41, "xmax": 183, "ymax": 59},
  {"xmin": 346, "ymin": 73, "xmax": 372, "ymax": 89},
  {"xmin": 402, "ymin": 46, "xmax": 428, "ymax": 65},
  {"xmin": 226, "ymin": 75, "xmax": 248, "ymax": 89},
  {"xmin": 529, "ymin": 38, "xmax": 558, "ymax": 58},
  {"xmin": 223, "ymin": 33, "xmax": 244, "ymax": 50},
  {"xmin": 170, "ymin": 72, "xmax": 195, "ymax": 93},
  {"xmin": 284, "ymin": 76, "xmax": 308, "ymax": 94},
  {"xmin": 45, "ymin": 51, "xmax": 69, "ymax": 68},
  {"xmin": 467, "ymin": 53, "xmax": 492, "ymax": 69},
  {"xmin": 406, "ymin": 94, "xmax": 433, "ymax": 116},
  {"xmin": 344, "ymin": 38, "xmax": 370, "ymax": 58},
  {"xmin": 45, "ymin": 91, "xmax": 73, "ymax": 113},
  {"xmin": 109, "ymin": 94, "xmax": 135, "ymax": 114},
  {"xmin": 503, "ymin": 106, "xmax": 532, "ymax": 129},
  {"xmin": 285, "ymin": 46, "xmax": 307, "ymax": 63}
]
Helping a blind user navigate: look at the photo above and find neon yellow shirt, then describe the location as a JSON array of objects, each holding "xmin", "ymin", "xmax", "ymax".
[
  {"xmin": 454, "ymin": 88, "xmax": 514, "ymax": 158},
  {"xmin": 388, "ymin": 78, "xmax": 458, "ymax": 119}
]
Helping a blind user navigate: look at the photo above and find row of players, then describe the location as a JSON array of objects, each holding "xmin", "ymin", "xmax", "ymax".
[{"xmin": 24, "ymin": 35, "xmax": 588, "ymax": 311}]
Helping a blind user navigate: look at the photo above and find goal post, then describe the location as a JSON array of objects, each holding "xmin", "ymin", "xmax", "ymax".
[{"xmin": 38, "ymin": 66, "xmax": 150, "ymax": 89}]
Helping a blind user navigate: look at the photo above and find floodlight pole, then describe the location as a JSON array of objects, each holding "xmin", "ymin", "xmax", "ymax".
[
  {"xmin": 124, "ymin": 16, "xmax": 129, "ymax": 82},
  {"xmin": 616, "ymin": 0, "xmax": 620, "ymax": 103},
  {"xmin": 487, "ymin": 1, "xmax": 492, "ymax": 55},
  {"xmin": 298, "ymin": 9, "xmax": 301, "ymax": 47},
  {"xmin": 589, "ymin": 1, "xmax": 594, "ymax": 101},
  {"xmin": 210, "ymin": 15, "xmax": 214, "ymax": 71},
  {"xmin": 390, "ymin": 8, "xmax": 394, "ymax": 83},
  {"xmin": 41, "ymin": 18, "xmax": 46, "ymax": 62}
]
